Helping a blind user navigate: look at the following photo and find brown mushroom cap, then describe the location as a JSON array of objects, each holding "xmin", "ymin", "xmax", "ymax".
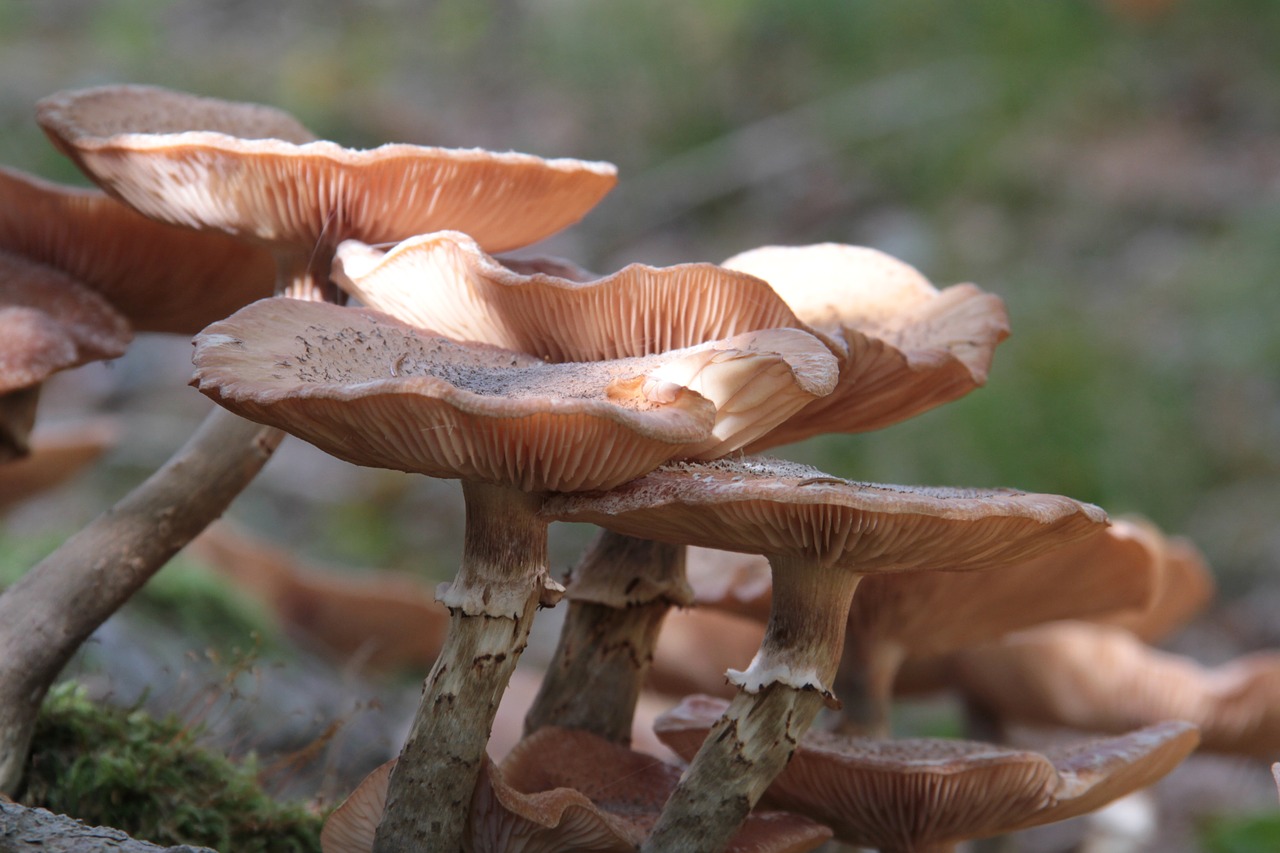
[
  {"xmin": 1, "ymin": 252, "xmax": 132, "ymax": 393},
  {"xmin": 320, "ymin": 729, "xmax": 833, "ymax": 853},
  {"xmin": 1095, "ymin": 523, "xmax": 1215, "ymax": 643},
  {"xmin": 0, "ymin": 166, "xmax": 275, "ymax": 334},
  {"xmin": 37, "ymin": 84, "xmax": 618, "ymax": 255},
  {"xmin": 655, "ymin": 694, "xmax": 1199, "ymax": 850},
  {"xmin": 542, "ymin": 457, "xmax": 1108, "ymax": 572},
  {"xmin": 192, "ymin": 299, "xmax": 833, "ymax": 491},
  {"xmin": 684, "ymin": 519, "xmax": 1158, "ymax": 658},
  {"xmin": 952, "ymin": 622, "xmax": 1280, "ymax": 758},
  {"xmin": 722, "ymin": 244, "xmax": 1010, "ymax": 449},
  {"xmin": 332, "ymin": 232, "xmax": 842, "ymax": 362}
]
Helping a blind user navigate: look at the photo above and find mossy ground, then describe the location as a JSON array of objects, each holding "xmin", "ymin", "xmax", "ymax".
[{"xmin": 19, "ymin": 682, "xmax": 325, "ymax": 853}]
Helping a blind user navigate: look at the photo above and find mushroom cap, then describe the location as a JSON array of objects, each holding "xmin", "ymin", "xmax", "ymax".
[
  {"xmin": 685, "ymin": 517, "xmax": 1157, "ymax": 655},
  {"xmin": 320, "ymin": 729, "xmax": 833, "ymax": 853},
  {"xmin": 37, "ymin": 84, "xmax": 618, "ymax": 254},
  {"xmin": 542, "ymin": 457, "xmax": 1108, "ymax": 572},
  {"xmin": 192, "ymin": 299, "xmax": 832, "ymax": 491},
  {"xmin": 656, "ymin": 694, "xmax": 1199, "ymax": 849},
  {"xmin": 1095, "ymin": 521, "xmax": 1215, "ymax": 643},
  {"xmin": 952, "ymin": 622, "xmax": 1280, "ymax": 758},
  {"xmin": 332, "ymin": 232, "xmax": 842, "ymax": 362},
  {"xmin": 722, "ymin": 244, "xmax": 1010, "ymax": 448},
  {"xmin": 1, "ymin": 252, "xmax": 132, "ymax": 393},
  {"xmin": 0, "ymin": 166, "xmax": 275, "ymax": 334}
]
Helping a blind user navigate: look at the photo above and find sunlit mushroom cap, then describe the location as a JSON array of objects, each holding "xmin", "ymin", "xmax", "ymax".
[
  {"xmin": 37, "ymin": 84, "xmax": 618, "ymax": 254},
  {"xmin": 722, "ymin": 243, "xmax": 1009, "ymax": 449},
  {"xmin": 192, "ymin": 299, "xmax": 834, "ymax": 491},
  {"xmin": 333, "ymin": 232, "xmax": 842, "ymax": 361},
  {"xmin": 543, "ymin": 457, "xmax": 1107, "ymax": 571},
  {"xmin": 656, "ymin": 694, "xmax": 1198, "ymax": 849},
  {"xmin": 1, "ymin": 253, "xmax": 132, "ymax": 393},
  {"xmin": 320, "ymin": 729, "xmax": 833, "ymax": 853},
  {"xmin": 0, "ymin": 166, "xmax": 275, "ymax": 333},
  {"xmin": 952, "ymin": 622, "xmax": 1280, "ymax": 758}
]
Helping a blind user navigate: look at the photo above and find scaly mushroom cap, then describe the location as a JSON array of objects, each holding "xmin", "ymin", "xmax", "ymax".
[
  {"xmin": 722, "ymin": 244, "xmax": 1010, "ymax": 449},
  {"xmin": 37, "ymin": 84, "xmax": 618, "ymax": 254},
  {"xmin": 542, "ymin": 457, "xmax": 1107, "ymax": 572},
  {"xmin": 0, "ymin": 166, "xmax": 275, "ymax": 334},
  {"xmin": 333, "ymin": 232, "xmax": 842, "ymax": 362},
  {"xmin": 1, "ymin": 253, "xmax": 132, "ymax": 393},
  {"xmin": 685, "ymin": 518, "xmax": 1157, "ymax": 653},
  {"xmin": 320, "ymin": 729, "xmax": 833, "ymax": 853},
  {"xmin": 953, "ymin": 622, "xmax": 1280, "ymax": 758},
  {"xmin": 192, "ymin": 299, "xmax": 834, "ymax": 491},
  {"xmin": 656, "ymin": 695, "xmax": 1199, "ymax": 849}
]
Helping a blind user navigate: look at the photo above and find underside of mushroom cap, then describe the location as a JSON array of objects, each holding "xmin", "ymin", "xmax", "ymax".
[
  {"xmin": 195, "ymin": 298, "xmax": 834, "ymax": 492},
  {"xmin": 723, "ymin": 244, "xmax": 1010, "ymax": 448},
  {"xmin": 542, "ymin": 457, "xmax": 1108, "ymax": 572},
  {"xmin": 1, "ymin": 252, "xmax": 132, "ymax": 393},
  {"xmin": 0, "ymin": 167, "xmax": 275, "ymax": 334},
  {"xmin": 333, "ymin": 232, "xmax": 844, "ymax": 362},
  {"xmin": 656, "ymin": 694, "xmax": 1198, "ymax": 849},
  {"xmin": 37, "ymin": 84, "xmax": 619, "ymax": 254}
]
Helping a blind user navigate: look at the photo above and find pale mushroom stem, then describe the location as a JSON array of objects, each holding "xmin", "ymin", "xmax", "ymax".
[
  {"xmin": 833, "ymin": 637, "xmax": 907, "ymax": 737},
  {"xmin": 0, "ymin": 406, "xmax": 282, "ymax": 794},
  {"xmin": 373, "ymin": 480, "xmax": 558, "ymax": 853},
  {"xmin": 276, "ymin": 246, "xmax": 342, "ymax": 303},
  {"xmin": 525, "ymin": 531, "xmax": 689, "ymax": 743},
  {"xmin": 642, "ymin": 557, "xmax": 862, "ymax": 852}
]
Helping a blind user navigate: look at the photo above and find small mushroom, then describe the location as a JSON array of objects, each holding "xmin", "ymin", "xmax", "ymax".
[
  {"xmin": 321, "ymin": 727, "xmax": 833, "ymax": 853},
  {"xmin": 655, "ymin": 694, "xmax": 1199, "ymax": 853},
  {"xmin": 192, "ymin": 297, "xmax": 836, "ymax": 850},
  {"xmin": 720, "ymin": 243, "xmax": 1010, "ymax": 449},
  {"xmin": 542, "ymin": 457, "xmax": 1107, "ymax": 851},
  {"xmin": 38, "ymin": 84, "xmax": 617, "ymax": 300}
]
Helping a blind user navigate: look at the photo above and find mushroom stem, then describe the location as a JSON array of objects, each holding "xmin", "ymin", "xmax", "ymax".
[
  {"xmin": 373, "ymin": 481, "xmax": 557, "ymax": 853},
  {"xmin": 833, "ymin": 638, "xmax": 907, "ymax": 737},
  {"xmin": 0, "ymin": 386, "xmax": 40, "ymax": 462},
  {"xmin": 0, "ymin": 405, "xmax": 282, "ymax": 794},
  {"xmin": 276, "ymin": 246, "xmax": 341, "ymax": 303},
  {"xmin": 641, "ymin": 558, "xmax": 862, "ymax": 852},
  {"xmin": 525, "ymin": 531, "xmax": 689, "ymax": 743}
]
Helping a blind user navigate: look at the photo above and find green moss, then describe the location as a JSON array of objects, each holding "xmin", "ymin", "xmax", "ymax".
[
  {"xmin": 20, "ymin": 682, "xmax": 324, "ymax": 853},
  {"xmin": 1202, "ymin": 811, "xmax": 1280, "ymax": 853}
]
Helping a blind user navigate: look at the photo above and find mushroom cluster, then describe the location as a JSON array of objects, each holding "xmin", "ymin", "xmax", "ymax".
[{"xmin": 0, "ymin": 81, "xmax": 1246, "ymax": 853}]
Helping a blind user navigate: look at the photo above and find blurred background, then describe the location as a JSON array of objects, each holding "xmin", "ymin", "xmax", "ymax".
[{"xmin": 2, "ymin": 0, "xmax": 1278, "ymax": 849}]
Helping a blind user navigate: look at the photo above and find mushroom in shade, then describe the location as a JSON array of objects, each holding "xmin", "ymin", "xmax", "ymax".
[
  {"xmin": 541, "ymin": 457, "xmax": 1107, "ymax": 852},
  {"xmin": 720, "ymin": 243, "xmax": 1010, "ymax": 450},
  {"xmin": 37, "ymin": 84, "xmax": 617, "ymax": 301},
  {"xmin": 655, "ymin": 694, "xmax": 1199, "ymax": 853},
  {"xmin": 192, "ymin": 297, "xmax": 836, "ymax": 851},
  {"xmin": 0, "ymin": 419, "xmax": 117, "ymax": 515},
  {"xmin": 320, "ymin": 728, "xmax": 833, "ymax": 853},
  {"xmin": 947, "ymin": 622, "xmax": 1280, "ymax": 759},
  {"xmin": 672, "ymin": 518, "xmax": 1160, "ymax": 736}
]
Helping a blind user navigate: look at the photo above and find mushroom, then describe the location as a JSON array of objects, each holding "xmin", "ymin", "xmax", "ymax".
[
  {"xmin": 37, "ymin": 84, "xmax": 618, "ymax": 301},
  {"xmin": 655, "ymin": 694, "xmax": 1200, "ymax": 853},
  {"xmin": 720, "ymin": 243, "xmax": 1010, "ymax": 449},
  {"xmin": 191, "ymin": 296, "xmax": 837, "ymax": 850},
  {"xmin": 332, "ymin": 229, "xmax": 847, "ymax": 744},
  {"xmin": 541, "ymin": 456, "xmax": 1108, "ymax": 851},
  {"xmin": 321, "ymin": 728, "xmax": 834, "ymax": 853},
  {"xmin": 671, "ymin": 518, "xmax": 1161, "ymax": 735},
  {"xmin": 946, "ymin": 622, "xmax": 1280, "ymax": 759}
]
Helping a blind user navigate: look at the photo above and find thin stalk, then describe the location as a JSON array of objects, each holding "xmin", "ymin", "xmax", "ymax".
[
  {"xmin": 641, "ymin": 558, "xmax": 861, "ymax": 852},
  {"xmin": 0, "ymin": 386, "xmax": 41, "ymax": 462},
  {"xmin": 373, "ymin": 481, "xmax": 556, "ymax": 853},
  {"xmin": 525, "ymin": 531, "xmax": 688, "ymax": 743},
  {"xmin": 833, "ymin": 637, "xmax": 906, "ymax": 737},
  {"xmin": 0, "ymin": 406, "xmax": 282, "ymax": 793}
]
